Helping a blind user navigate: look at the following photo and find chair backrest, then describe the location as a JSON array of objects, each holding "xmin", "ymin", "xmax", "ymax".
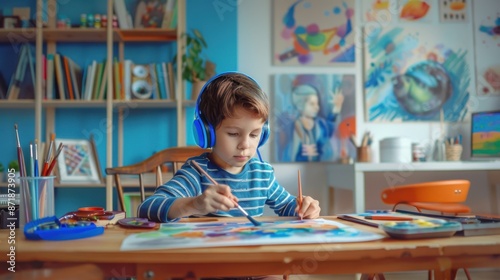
[
  {"xmin": 106, "ymin": 146, "xmax": 210, "ymax": 212},
  {"xmin": 381, "ymin": 180, "xmax": 470, "ymax": 204},
  {"xmin": 381, "ymin": 180, "xmax": 471, "ymax": 214}
]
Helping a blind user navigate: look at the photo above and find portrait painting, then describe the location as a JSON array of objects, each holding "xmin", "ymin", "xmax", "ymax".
[{"xmin": 272, "ymin": 73, "xmax": 356, "ymax": 163}]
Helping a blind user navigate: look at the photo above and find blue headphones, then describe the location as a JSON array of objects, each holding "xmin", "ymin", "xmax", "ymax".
[{"xmin": 193, "ymin": 72, "xmax": 270, "ymax": 149}]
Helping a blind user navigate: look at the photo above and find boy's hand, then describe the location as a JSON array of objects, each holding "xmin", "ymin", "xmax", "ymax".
[
  {"xmin": 194, "ymin": 184, "xmax": 237, "ymax": 213},
  {"xmin": 296, "ymin": 196, "xmax": 320, "ymax": 219}
]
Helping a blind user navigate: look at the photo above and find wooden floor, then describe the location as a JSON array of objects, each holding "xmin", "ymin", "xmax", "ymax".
[{"xmin": 290, "ymin": 268, "xmax": 500, "ymax": 279}]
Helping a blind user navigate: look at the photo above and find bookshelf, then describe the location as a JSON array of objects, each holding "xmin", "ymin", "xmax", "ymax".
[{"xmin": 0, "ymin": 0, "xmax": 187, "ymax": 211}]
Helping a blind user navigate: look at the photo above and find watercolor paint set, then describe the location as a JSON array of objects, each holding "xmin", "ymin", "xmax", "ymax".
[{"xmin": 379, "ymin": 219, "xmax": 462, "ymax": 239}]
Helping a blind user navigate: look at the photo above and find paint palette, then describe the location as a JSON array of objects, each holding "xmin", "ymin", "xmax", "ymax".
[
  {"xmin": 379, "ymin": 219, "xmax": 462, "ymax": 239},
  {"xmin": 24, "ymin": 216, "xmax": 104, "ymax": 241}
]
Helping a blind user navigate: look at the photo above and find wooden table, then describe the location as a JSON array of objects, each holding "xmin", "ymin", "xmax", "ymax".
[{"xmin": 1, "ymin": 217, "xmax": 499, "ymax": 280}]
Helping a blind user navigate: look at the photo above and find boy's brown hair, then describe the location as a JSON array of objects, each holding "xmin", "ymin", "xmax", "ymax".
[{"xmin": 198, "ymin": 72, "xmax": 269, "ymax": 128}]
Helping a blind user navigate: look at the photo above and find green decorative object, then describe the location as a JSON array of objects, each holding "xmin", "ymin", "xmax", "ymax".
[
  {"xmin": 179, "ymin": 29, "xmax": 212, "ymax": 83},
  {"xmin": 8, "ymin": 160, "xmax": 19, "ymax": 172}
]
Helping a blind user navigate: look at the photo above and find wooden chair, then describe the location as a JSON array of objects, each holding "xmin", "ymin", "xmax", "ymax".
[
  {"xmin": 381, "ymin": 179, "xmax": 471, "ymax": 215},
  {"xmin": 380, "ymin": 179, "xmax": 472, "ymax": 280},
  {"xmin": 106, "ymin": 146, "xmax": 210, "ymax": 212}
]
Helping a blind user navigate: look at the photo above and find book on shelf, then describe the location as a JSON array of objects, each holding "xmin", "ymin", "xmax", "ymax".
[
  {"xmin": 161, "ymin": 0, "xmax": 177, "ymax": 29},
  {"xmin": 53, "ymin": 54, "xmax": 66, "ymax": 100},
  {"xmin": 166, "ymin": 62, "xmax": 175, "ymax": 99},
  {"xmin": 114, "ymin": 0, "xmax": 132, "ymax": 29},
  {"xmin": 0, "ymin": 72, "xmax": 7, "ymax": 99},
  {"xmin": 45, "ymin": 54, "xmax": 55, "ymax": 100},
  {"xmin": 7, "ymin": 44, "xmax": 35, "ymax": 100}
]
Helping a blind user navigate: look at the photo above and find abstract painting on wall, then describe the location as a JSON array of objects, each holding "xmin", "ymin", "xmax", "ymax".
[
  {"xmin": 272, "ymin": 74, "xmax": 356, "ymax": 162},
  {"xmin": 364, "ymin": 26, "xmax": 472, "ymax": 122},
  {"xmin": 473, "ymin": 0, "xmax": 500, "ymax": 96},
  {"xmin": 273, "ymin": 0, "xmax": 355, "ymax": 66}
]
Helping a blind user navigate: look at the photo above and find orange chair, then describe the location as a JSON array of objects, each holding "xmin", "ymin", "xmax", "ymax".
[
  {"xmin": 380, "ymin": 180, "xmax": 472, "ymax": 280},
  {"xmin": 381, "ymin": 179, "xmax": 471, "ymax": 215}
]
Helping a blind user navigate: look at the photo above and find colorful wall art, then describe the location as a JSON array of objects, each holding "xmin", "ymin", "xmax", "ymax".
[
  {"xmin": 272, "ymin": 74, "xmax": 356, "ymax": 162},
  {"xmin": 121, "ymin": 219, "xmax": 384, "ymax": 251},
  {"xmin": 439, "ymin": 0, "xmax": 469, "ymax": 23},
  {"xmin": 273, "ymin": 0, "xmax": 355, "ymax": 66},
  {"xmin": 364, "ymin": 26, "xmax": 472, "ymax": 122},
  {"xmin": 473, "ymin": 0, "xmax": 500, "ymax": 96}
]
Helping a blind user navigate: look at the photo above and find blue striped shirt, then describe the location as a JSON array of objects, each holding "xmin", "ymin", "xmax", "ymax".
[{"xmin": 138, "ymin": 153, "xmax": 298, "ymax": 222}]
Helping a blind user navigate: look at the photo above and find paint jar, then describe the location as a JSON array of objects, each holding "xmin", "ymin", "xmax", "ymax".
[
  {"xmin": 356, "ymin": 146, "xmax": 371, "ymax": 162},
  {"xmin": 380, "ymin": 137, "xmax": 412, "ymax": 163}
]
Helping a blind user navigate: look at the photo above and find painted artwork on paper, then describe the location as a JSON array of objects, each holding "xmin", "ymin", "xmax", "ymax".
[
  {"xmin": 120, "ymin": 219, "xmax": 384, "ymax": 251},
  {"xmin": 273, "ymin": 74, "xmax": 356, "ymax": 162},
  {"xmin": 55, "ymin": 139, "xmax": 101, "ymax": 183},
  {"xmin": 364, "ymin": 26, "xmax": 471, "ymax": 122},
  {"xmin": 273, "ymin": 0, "xmax": 355, "ymax": 66},
  {"xmin": 398, "ymin": 0, "xmax": 432, "ymax": 22},
  {"xmin": 439, "ymin": 0, "xmax": 469, "ymax": 23},
  {"xmin": 362, "ymin": 0, "xmax": 397, "ymax": 24},
  {"xmin": 473, "ymin": 0, "xmax": 500, "ymax": 96}
]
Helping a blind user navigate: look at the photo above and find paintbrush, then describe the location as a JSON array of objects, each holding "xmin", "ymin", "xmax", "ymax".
[
  {"xmin": 190, "ymin": 160, "xmax": 262, "ymax": 226},
  {"xmin": 45, "ymin": 142, "xmax": 64, "ymax": 176},
  {"xmin": 297, "ymin": 169, "xmax": 303, "ymax": 220},
  {"xmin": 14, "ymin": 124, "xmax": 31, "ymax": 222}
]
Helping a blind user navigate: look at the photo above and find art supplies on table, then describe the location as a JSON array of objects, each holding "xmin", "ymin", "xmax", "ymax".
[
  {"xmin": 24, "ymin": 216, "xmax": 104, "ymax": 241},
  {"xmin": 337, "ymin": 211, "xmax": 448, "ymax": 228},
  {"xmin": 117, "ymin": 217, "xmax": 156, "ymax": 229},
  {"xmin": 59, "ymin": 207, "xmax": 126, "ymax": 227},
  {"xmin": 120, "ymin": 218, "xmax": 385, "ymax": 251},
  {"xmin": 394, "ymin": 209, "xmax": 500, "ymax": 237},
  {"xmin": 12, "ymin": 125, "xmax": 64, "ymax": 225},
  {"xmin": 379, "ymin": 219, "xmax": 462, "ymax": 239}
]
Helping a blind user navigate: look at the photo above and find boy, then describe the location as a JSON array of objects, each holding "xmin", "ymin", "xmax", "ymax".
[{"xmin": 138, "ymin": 72, "xmax": 320, "ymax": 222}]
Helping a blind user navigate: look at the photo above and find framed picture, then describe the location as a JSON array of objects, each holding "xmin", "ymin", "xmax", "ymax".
[
  {"xmin": 2, "ymin": 16, "xmax": 21, "ymax": 28},
  {"xmin": 55, "ymin": 138, "xmax": 102, "ymax": 184}
]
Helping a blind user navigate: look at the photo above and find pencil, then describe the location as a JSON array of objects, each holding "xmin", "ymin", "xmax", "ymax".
[
  {"xmin": 297, "ymin": 169, "xmax": 303, "ymax": 220},
  {"xmin": 190, "ymin": 160, "xmax": 262, "ymax": 226}
]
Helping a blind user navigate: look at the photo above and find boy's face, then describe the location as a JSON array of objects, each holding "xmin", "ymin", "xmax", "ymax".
[{"xmin": 210, "ymin": 105, "xmax": 266, "ymax": 174}]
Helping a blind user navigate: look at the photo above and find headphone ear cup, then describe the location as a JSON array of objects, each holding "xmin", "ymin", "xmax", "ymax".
[
  {"xmin": 193, "ymin": 118, "xmax": 208, "ymax": 148},
  {"xmin": 206, "ymin": 122, "xmax": 216, "ymax": 148},
  {"xmin": 258, "ymin": 122, "xmax": 270, "ymax": 147}
]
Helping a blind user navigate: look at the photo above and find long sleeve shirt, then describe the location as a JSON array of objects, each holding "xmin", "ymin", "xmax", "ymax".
[{"xmin": 138, "ymin": 152, "xmax": 298, "ymax": 222}]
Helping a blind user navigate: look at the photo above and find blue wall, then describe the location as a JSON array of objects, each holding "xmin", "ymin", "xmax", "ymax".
[{"xmin": 0, "ymin": 0, "xmax": 238, "ymax": 215}]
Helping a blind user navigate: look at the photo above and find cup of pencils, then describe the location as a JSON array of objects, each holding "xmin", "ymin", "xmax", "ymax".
[
  {"xmin": 19, "ymin": 176, "xmax": 56, "ymax": 224},
  {"xmin": 14, "ymin": 124, "xmax": 64, "ymax": 227}
]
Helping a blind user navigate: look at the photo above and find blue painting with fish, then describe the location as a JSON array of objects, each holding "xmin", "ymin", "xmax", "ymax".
[
  {"xmin": 364, "ymin": 26, "xmax": 471, "ymax": 122},
  {"xmin": 120, "ymin": 219, "xmax": 384, "ymax": 251}
]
